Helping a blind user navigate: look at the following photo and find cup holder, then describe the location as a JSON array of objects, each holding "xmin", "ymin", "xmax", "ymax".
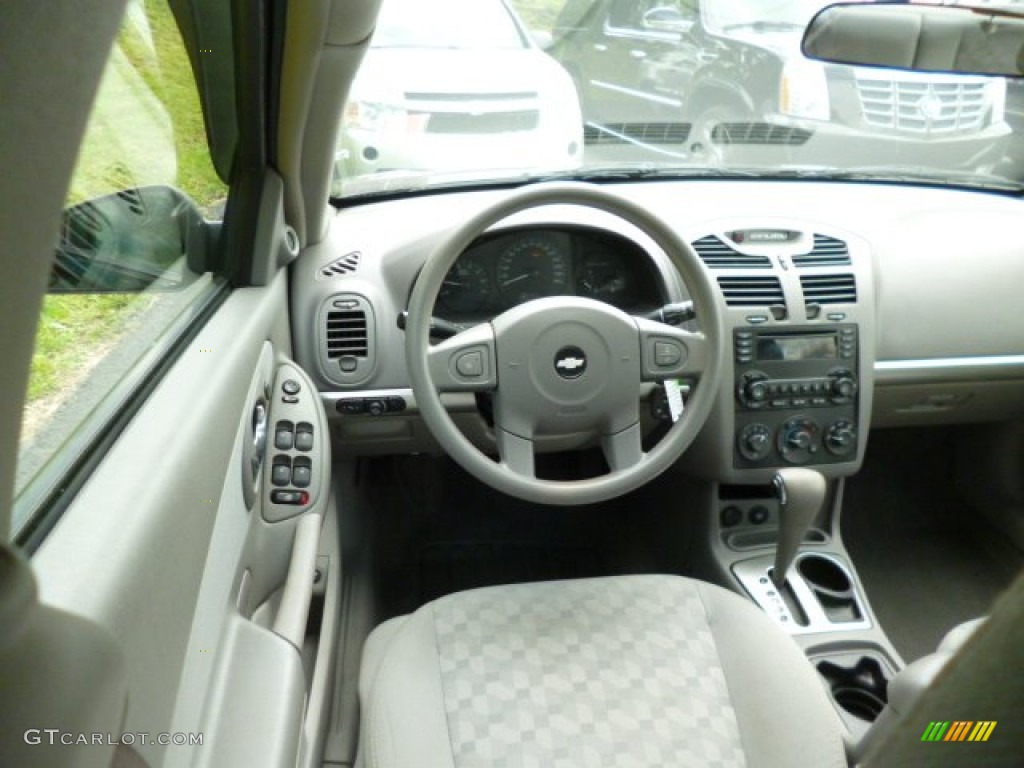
[
  {"xmin": 798, "ymin": 554, "xmax": 852, "ymax": 596},
  {"xmin": 817, "ymin": 656, "xmax": 889, "ymax": 724},
  {"xmin": 831, "ymin": 686, "xmax": 886, "ymax": 722},
  {"xmin": 798, "ymin": 554, "xmax": 862, "ymax": 623}
]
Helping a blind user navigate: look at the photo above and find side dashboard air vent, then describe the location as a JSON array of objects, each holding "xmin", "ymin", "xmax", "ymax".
[
  {"xmin": 319, "ymin": 251, "xmax": 362, "ymax": 279},
  {"xmin": 320, "ymin": 293, "xmax": 376, "ymax": 385},
  {"xmin": 692, "ymin": 235, "xmax": 771, "ymax": 268},
  {"xmin": 717, "ymin": 275, "xmax": 785, "ymax": 307},
  {"xmin": 793, "ymin": 235, "xmax": 851, "ymax": 267},
  {"xmin": 801, "ymin": 274, "xmax": 857, "ymax": 305},
  {"xmin": 325, "ymin": 309, "xmax": 368, "ymax": 358}
]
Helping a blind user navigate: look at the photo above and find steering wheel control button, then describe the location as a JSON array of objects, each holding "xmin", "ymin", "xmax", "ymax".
[
  {"xmin": 270, "ymin": 489, "xmax": 309, "ymax": 506},
  {"xmin": 455, "ymin": 350, "xmax": 484, "ymax": 377},
  {"xmin": 654, "ymin": 340, "xmax": 683, "ymax": 367},
  {"xmin": 281, "ymin": 379, "xmax": 301, "ymax": 395},
  {"xmin": 553, "ymin": 346, "xmax": 587, "ymax": 379}
]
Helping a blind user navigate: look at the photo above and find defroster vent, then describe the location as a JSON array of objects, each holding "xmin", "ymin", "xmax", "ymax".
[
  {"xmin": 717, "ymin": 275, "xmax": 785, "ymax": 307},
  {"xmin": 319, "ymin": 251, "xmax": 362, "ymax": 279},
  {"xmin": 801, "ymin": 274, "xmax": 857, "ymax": 305}
]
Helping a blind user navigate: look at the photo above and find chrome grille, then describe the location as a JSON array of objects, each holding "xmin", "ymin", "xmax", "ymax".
[
  {"xmin": 425, "ymin": 110, "xmax": 539, "ymax": 134},
  {"xmin": 855, "ymin": 76, "xmax": 989, "ymax": 133}
]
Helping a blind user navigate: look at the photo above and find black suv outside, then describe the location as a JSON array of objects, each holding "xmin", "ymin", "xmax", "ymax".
[{"xmin": 550, "ymin": 0, "xmax": 1009, "ymax": 169}]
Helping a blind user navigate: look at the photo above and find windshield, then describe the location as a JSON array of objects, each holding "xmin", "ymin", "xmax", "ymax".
[{"xmin": 332, "ymin": 0, "xmax": 1024, "ymax": 199}]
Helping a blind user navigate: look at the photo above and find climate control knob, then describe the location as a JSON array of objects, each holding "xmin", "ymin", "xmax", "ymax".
[
  {"xmin": 825, "ymin": 420, "xmax": 857, "ymax": 456},
  {"xmin": 777, "ymin": 417, "xmax": 821, "ymax": 465},
  {"xmin": 738, "ymin": 423, "xmax": 773, "ymax": 462}
]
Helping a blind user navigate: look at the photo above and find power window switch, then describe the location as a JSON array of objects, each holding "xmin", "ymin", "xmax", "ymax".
[
  {"xmin": 271, "ymin": 462, "xmax": 292, "ymax": 487},
  {"xmin": 295, "ymin": 427, "xmax": 314, "ymax": 452},
  {"xmin": 292, "ymin": 464, "xmax": 312, "ymax": 488}
]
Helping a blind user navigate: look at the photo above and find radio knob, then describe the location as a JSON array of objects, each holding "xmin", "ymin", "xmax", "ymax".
[
  {"xmin": 826, "ymin": 420, "xmax": 857, "ymax": 456},
  {"xmin": 739, "ymin": 372, "xmax": 770, "ymax": 406},
  {"xmin": 831, "ymin": 374, "xmax": 857, "ymax": 400}
]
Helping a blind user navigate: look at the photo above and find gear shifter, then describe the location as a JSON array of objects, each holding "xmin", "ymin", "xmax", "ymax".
[{"xmin": 771, "ymin": 468, "xmax": 827, "ymax": 588}]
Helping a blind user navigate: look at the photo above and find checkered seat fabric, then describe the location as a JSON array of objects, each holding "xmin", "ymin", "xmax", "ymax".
[{"xmin": 357, "ymin": 575, "xmax": 846, "ymax": 768}]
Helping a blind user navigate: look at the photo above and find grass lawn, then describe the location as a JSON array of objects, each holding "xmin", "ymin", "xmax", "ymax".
[{"xmin": 27, "ymin": 0, "xmax": 225, "ymax": 411}]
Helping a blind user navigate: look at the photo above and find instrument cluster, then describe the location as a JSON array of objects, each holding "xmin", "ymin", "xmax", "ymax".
[{"xmin": 434, "ymin": 226, "xmax": 664, "ymax": 321}]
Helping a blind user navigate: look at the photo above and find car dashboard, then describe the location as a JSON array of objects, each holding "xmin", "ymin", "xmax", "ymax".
[{"xmin": 291, "ymin": 179, "xmax": 1024, "ymax": 483}]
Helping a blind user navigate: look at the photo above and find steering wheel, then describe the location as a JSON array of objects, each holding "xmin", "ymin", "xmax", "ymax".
[{"xmin": 406, "ymin": 182, "xmax": 724, "ymax": 505}]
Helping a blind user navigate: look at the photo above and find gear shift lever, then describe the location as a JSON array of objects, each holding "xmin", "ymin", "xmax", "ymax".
[{"xmin": 771, "ymin": 468, "xmax": 826, "ymax": 588}]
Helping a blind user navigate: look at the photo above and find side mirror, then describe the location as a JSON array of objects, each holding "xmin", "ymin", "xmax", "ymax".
[
  {"xmin": 532, "ymin": 29, "xmax": 554, "ymax": 50},
  {"xmin": 52, "ymin": 186, "xmax": 211, "ymax": 293},
  {"xmin": 802, "ymin": 2, "xmax": 1024, "ymax": 77},
  {"xmin": 642, "ymin": 6, "xmax": 693, "ymax": 35}
]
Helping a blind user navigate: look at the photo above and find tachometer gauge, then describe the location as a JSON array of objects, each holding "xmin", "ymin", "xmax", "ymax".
[
  {"xmin": 495, "ymin": 235, "xmax": 570, "ymax": 304},
  {"xmin": 439, "ymin": 259, "xmax": 491, "ymax": 314}
]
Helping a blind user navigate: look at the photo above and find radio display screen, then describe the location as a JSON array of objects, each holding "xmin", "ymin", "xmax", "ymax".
[{"xmin": 756, "ymin": 334, "xmax": 838, "ymax": 361}]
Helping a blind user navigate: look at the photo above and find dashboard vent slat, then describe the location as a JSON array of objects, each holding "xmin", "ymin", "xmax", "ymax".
[
  {"xmin": 801, "ymin": 274, "xmax": 857, "ymax": 305},
  {"xmin": 319, "ymin": 251, "xmax": 362, "ymax": 279},
  {"xmin": 717, "ymin": 275, "xmax": 785, "ymax": 307},
  {"xmin": 793, "ymin": 235, "xmax": 852, "ymax": 267},
  {"xmin": 692, "ymin": 235, "xmax": 771, "ymax": 269},
  {"xmin": 325, "ymin": 310, "xmax": 368, "ymax": 357}
]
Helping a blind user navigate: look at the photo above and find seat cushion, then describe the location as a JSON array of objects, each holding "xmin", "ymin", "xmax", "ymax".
[{"xmin": 358, "ymin": 574, "xmax": 846, "ymax": 768}]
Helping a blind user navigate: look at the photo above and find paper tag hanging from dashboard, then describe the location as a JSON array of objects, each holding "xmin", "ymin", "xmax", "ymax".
[{"xmin": 664, "ymin": 379, "xmax": 689, "ymax": 423}]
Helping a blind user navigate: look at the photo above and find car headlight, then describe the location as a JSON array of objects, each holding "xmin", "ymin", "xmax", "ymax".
[
  {"xmin": 343, "ymin": 100, "xmax": 429, "ymax": 135},
  {"xmin": 987, "ymin": 78, "xmax": 1007, "ymax": 125},
  {"xmin": 780, "ymin": 60, "xmax": 830, "ymax": 121}
]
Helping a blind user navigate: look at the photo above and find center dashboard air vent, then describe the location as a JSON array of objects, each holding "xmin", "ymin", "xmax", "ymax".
[
  {"xmin": 320, "ymin": 294, "xmax": 375, "ymax": 385},
  {"xmin": 793, "ymin": 235, "xmax": 851, "ymax": 267},
  {"xmin": 717, "ymin": 275, "xmax": 785, "ymax": 307},
  {"xmin": 692, "ymin": 235, "xmax": 771, "ymax": 268},
  {"xmin": 318, "ymin": 251, "xmax": 362, "ymax": 279},
  {"xmin": 800, "ymin": 274, "xmax": 857, "ymax": 305}
]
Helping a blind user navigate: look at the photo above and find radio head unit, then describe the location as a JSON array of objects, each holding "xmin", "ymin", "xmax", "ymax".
[{"xmin": 733, "ymin": 325, "xmax": 859, "ymax": 468}]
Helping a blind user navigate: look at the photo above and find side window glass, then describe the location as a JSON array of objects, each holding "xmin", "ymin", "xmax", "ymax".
[{"xmin": 14, "ymin": 0, "xmax": 228, "ymax": 542}]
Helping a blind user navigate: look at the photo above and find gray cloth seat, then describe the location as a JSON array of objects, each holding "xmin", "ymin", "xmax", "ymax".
[{"xmin": 357, "ymin": 574, "xmax": 848, "ymax": 768}]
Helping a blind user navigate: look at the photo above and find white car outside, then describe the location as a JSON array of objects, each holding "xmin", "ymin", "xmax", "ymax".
[{"xmin": 336, "ymin": 0, "xmax": 583, "ymax": 186}]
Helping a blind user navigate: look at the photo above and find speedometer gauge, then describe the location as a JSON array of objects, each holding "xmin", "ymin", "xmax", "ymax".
[
  {"xmin": 495, "ymin": 235, "xmax": 570, "ymax": 304},
  {"xmin": 439, "ymin": 259, "xmax": 491, "ymax": 313}
]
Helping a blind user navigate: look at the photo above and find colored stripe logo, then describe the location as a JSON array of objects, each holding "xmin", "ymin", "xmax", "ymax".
[{"xmin": 921, "ymin": 721, "xmax": 997, "ymax": 742}]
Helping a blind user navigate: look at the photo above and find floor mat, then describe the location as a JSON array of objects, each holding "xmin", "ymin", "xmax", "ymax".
[{"xmin": 843, "ymin": 428, "xmax": 1023, "ymax": 661}]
